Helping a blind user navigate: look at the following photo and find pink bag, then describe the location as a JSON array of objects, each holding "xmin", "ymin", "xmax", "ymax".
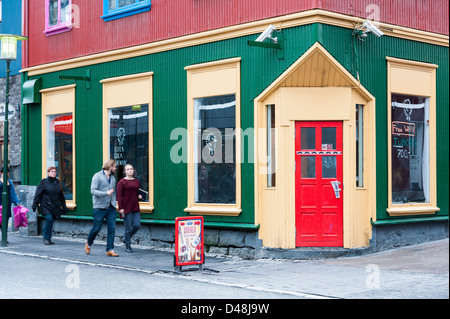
[
  {"xmin": 13, "ymin": 206, "xmax": 29, "ymax": 228},
  {"xmin": 0, "ymin": 205, "xmax": 2, "ymax": 226}
]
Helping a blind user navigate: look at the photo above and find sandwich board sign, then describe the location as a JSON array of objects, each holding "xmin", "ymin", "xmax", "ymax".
[{"xmin": 175, "ymin": 216, "xmax": 204, "ymax": 271}]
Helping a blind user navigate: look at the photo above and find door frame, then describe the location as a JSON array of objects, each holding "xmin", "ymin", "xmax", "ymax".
[{"xmin": 295, "ymin": 121, "xmax": 344, "ymax": 247}]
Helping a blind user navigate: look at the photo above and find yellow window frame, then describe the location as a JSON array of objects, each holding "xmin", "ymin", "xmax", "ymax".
[{"xmin": 184, "ymin": 58, "xmax": 242, "ymax": 216}]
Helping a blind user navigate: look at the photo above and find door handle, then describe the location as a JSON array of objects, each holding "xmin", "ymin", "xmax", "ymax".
[{"xmin": 330, "ymin": 181, "xmax": 341, "ymax": 198}]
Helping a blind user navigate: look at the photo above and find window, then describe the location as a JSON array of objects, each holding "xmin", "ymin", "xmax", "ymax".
[
  {"xmin": 46, "ymin": 113, "xmax": 74, "ymax": 200},
  {"xmin": 45, "ymin": 0, "xmax": 72, "ymax": 36},
  {"xmin": 102, "ymin": 0, "xmax": 151, "ymax": 22},
  {"xmin": 101, "ymin": 72, "xmax": 154, "ymax": 212},
  {"xmin": 387, "ymin": 57, "xmax": 439, "ymax": 215},
  {"xmin": 109, "ymin": 104, "xmax": 150, "ymax": 199},
  {"xmin": 194, "ymin": 95, "xmax": 236, "ymax": 204},
  {"xmin": 267, "ymin": 105, "xmax": 276, "ymax": 187},
  {"xmin": 185, "ymin": 58, "xmax": 241, "ymax": 216},
  {"xmin": 41, "ymin": 84, "xmax": 76, "ymax": 208},
  {"xmin": 391, "ymin": 94, "xmax": 429, "ymax": 204},
  {"xmin": 356, "ymin": 104, "xmax": 364, "ymax": 187}
]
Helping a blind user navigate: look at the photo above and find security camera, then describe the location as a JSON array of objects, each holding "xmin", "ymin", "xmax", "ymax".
[
  {"xmin": 255, "ymin": 24, "xmax": 278, "ymax": 43},
  {"xmin": 362, "ymin": 20, "xmax": 384, "ymax": 37}
]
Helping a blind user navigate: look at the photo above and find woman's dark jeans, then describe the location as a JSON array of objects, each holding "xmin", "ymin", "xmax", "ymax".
[
  {"xmin": 43, "ymin": 213, "xmax": 54, "ymax": 240},
  {"xmin": 123, "ymin": 211, "xmax": 141, "ymax": 246}
]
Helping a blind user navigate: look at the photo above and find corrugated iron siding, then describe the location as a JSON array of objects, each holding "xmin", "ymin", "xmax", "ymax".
[
  {"xmin": 27, "ymin": 0, "xmax": 448, "ymax": 67},
  {"xmin": 24, "ymin": 23, "xmax": 448, "ymax": 224}
]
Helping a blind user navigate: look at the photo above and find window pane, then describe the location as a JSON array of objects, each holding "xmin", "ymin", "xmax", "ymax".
[
  {"xmin": 301, "ymin": 156, "xmax": 315, "ymax": 178},
  {"xmin": 108, "ymin": 0, "xmax": 116, "ymax": 10},
  {"xmin": 119, "ymin": 0, "xmax": 136, "ymax": 7},
  {"xmin": 267, "ymin": 105, "xmax": 276, "ymax": 187},
  {"xmin": 47, "ymin": 113, "xmax": 73, "ymax": 200},
  {"xmin": 356, "ymin": 105, "xmax": 364, "ymax": 187},
  {"xmin": 109, "ymin": 104, "xmax": 149, "ymax": 201},
  {"xmin": 321, "ymin": 127, "xmax": 336, "ymax": 150},
  {"xmin": 301, "ymin": 128, "xmax": 315, "ymax": 149},
  {"xmin": 194, "ymin": 95, "xmax": 236, "ymax": 204},
  {"xmin": 60, "ymin": 0, "xmax": 70, "ymax": 23},
  {"xmin": 49, "ymin": 0, "xmax": 58, "ymax": 26},
  {"xmin": 322, "ymin": 156, "xmax": 337, "ymax": 178},
  {"xmin": 391, "ymin": 94, "xmax": 429, "ymax": 204}
]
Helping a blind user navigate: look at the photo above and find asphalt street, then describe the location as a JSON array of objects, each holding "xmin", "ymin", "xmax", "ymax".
[{"xmin": 0, "ymin": 232, "xmax": 448, "ymax": 300}]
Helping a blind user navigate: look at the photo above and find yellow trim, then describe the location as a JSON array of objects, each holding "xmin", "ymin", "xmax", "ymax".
[
  {"xmin": 101, "ymin": 72, "xmax": 154, "ymax": 213},
  {"xmin": 40, "ymin": 84, "xmax": 77, "ymax": 209},
  {"xmin": 386, "ymin": 57, "xmax": 439, "ymax": 216},
  {"xmin": 184, "ymin": 58, "xmax": 242, "ymax": 216},
  {"xmin": 21, "ymin": 9, "xmax": 448, "ymax": 76},
  {"xmin": 254, "ymin": 43, "xmax": 376, "ymax": 249}
]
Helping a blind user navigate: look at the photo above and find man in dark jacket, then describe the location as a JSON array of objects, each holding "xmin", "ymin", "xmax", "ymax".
[{"xmin": 32, "ymin": 167, "xmax": 68, "ymax": 245}]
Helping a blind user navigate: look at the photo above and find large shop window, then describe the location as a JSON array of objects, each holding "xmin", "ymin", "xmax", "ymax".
[
  {"xmin": 45, "ymin": 0, "xmax": 72, "ymax": 36},
  {"xmin": 47, "ymin": 113, "xmax": 74, "ymax": 200},
  {"xmin": 391, "ymin": 94, "xmax": 429, "ymax": 204},
  {"xmin": 387, "ymin": 57, "xmax": 439, "ymax": 216},
  {"xmin": 102, "ymin": 0, "xmax": 151, "ymax": 21},
  {"xmin": 185, "ymin": 58, "xmax": 241, "ymax": 216},
  {"xmin": 109, "ymin": 104, "xmax": 150, "ymax": 200},
  {"xmin": 101, "ymin": 72, "xmax": 154, "ymax": 212},
  {"xmin": 194, "ymin": 94, "xmax": 236, "ymax": 204},
  {"xmin": 40, "ymin": 84, "xmax": 76, "ymax": 208}
]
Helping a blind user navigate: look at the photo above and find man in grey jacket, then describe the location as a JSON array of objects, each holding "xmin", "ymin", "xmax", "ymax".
[{"xmin": 85, "ymin": 159, "xmax": 119, "ymax": 257}]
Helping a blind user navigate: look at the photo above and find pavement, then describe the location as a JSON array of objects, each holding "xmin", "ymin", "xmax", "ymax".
[{"xmin": 0, "ymin": 231, "xmax": 448, "ymax": 299}]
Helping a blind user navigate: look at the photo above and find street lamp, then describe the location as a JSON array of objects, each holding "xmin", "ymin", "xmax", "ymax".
[{"xmin": 1, "ymin": 34, "xmax": 28, "ymax": 247}]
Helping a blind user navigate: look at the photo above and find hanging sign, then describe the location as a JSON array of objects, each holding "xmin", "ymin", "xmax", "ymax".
[
  {"xmin": 175, "ymin": 216, "xmax": 204, "ymax": 267},
  {"xmin": 0, "ymin": 103, "xmax": 16, "ymax": 122}
]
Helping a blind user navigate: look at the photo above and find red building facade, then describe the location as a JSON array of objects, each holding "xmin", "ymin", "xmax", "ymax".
[{"xmin": 23, "ymin": 0, "xmax": 449, "ymax": 68}]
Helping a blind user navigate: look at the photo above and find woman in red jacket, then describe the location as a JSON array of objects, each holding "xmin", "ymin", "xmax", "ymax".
[{"xmin": 117, "ymin": 164, "xmax": 142, "ymax": 253}]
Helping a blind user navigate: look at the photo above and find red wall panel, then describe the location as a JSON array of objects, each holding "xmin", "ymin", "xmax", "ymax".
[{"xmin": 25, "ymin": 0, "xmax": 448, "ymax": 67}]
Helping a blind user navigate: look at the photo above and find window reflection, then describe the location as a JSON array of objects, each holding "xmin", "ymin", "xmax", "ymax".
[
  {"xmin": 109, "ymin": 104, "xmax": 149, "ymax": 201},
  {"xmin": 194, "ymin": 95, "xmax": 236, "ymax": 204},
  {"xmin": 47, "ymin": 113, "xmax": 73, "ymax": 200},
  {"xmin": 391, "ymin": 94, "xmax": 429, "ymax": 204}
]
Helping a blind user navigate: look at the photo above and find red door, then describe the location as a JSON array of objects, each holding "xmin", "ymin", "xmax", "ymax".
[{"xmin": 295, "ymin": 121, "xmax": 343, "ymax": 247}]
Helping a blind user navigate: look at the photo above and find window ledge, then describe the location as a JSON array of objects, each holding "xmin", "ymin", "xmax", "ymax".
[
  {"xmin": 66, "ymin": 203, "xmax": 77, "ymax": 210},
  {"xmin": 101, "ymin": 3, "xmax": 151, "ymax": 22},
  {"xmin": 139, "ymin": 203, "xmax": 154, "ymax": 213},
  {"xmin": 387, "ymin": 205, "xmax": 440, "ymax": 216},
  {"xmin": 44, "ymin": 24, "xmax": 73, "ymax": 36},
  {"xmin": 184, "ymin": 205, "xmax": 242, "ymax": 216}
]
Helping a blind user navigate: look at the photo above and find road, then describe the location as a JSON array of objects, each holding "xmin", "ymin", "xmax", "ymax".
[
  {"xmin": 0, "ymin": 233, "xmax": 448, "ymax": 302},
  {"xmin": 0, "ymin": 253, "xmax": 299, "ymax": 300}
]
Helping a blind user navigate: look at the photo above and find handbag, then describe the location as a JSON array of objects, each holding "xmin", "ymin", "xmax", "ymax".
[
  {"xmin": 13, "ymin": 206, "xmax": 29, "ymax": 228},
  {"xmin": 0, "ymin": 205, "xmax": 2, "ymax": 226}
]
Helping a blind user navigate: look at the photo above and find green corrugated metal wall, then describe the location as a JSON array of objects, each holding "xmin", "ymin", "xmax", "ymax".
[{"xmin": 23, "ymin": 23, "xmax": 449, "ymax": 226}]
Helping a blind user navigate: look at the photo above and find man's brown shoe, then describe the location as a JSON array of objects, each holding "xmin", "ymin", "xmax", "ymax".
[
  {"xmin": 84, "ymin": 242, "xmax": 91, "ymax": 255},
  {"xmin": 106, "ymin": 250, "xmax": 119, "ymax": 257}
]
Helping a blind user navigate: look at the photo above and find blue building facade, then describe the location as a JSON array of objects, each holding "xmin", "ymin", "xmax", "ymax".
[{"xmin": 1, "ymin": 0, "xmax": 25, "ymax": 180}]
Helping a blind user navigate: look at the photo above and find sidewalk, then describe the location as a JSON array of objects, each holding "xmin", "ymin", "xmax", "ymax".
[{"xmin": 1, "ymin": 232, "xmax": 448, "ymax": 299}]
